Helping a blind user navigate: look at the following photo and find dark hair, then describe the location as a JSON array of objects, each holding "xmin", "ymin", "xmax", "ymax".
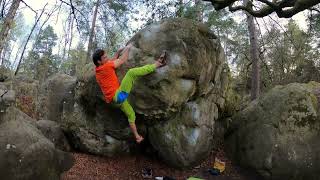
[{"xmin": 92, "ymin": 49, "xmax": 105, "ymax": 66}]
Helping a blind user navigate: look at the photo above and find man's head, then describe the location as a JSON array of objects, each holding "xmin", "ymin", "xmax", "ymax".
[{"xmin": 92, "ymin": 49, "xmax": 108, "ymax": 67}]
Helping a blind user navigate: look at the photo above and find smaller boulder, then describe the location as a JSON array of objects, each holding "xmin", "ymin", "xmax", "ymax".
[
  {"xmin": 0, "ymin": 89, "xmax": 15, "ymax": 115},
  {"xmin": 36, "ymin": 120, "xmax": 71, "ymax": 151},
  {"xmin": 226, "ymin": 82, "xmax": 320, "ymax": 180},
  {"xmin": 0, "ymin": 107, "xmax": 74, "ymax": 180},
  {"xmin": 0, "ymin": 66, "xmax": 10, "ymax": 82}
]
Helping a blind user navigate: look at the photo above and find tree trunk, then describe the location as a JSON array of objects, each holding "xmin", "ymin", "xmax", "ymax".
[
  {"xmin": 0, "ymin": 0, "xmax": 20, "ymax": 64},
  {"xmin": 86, "ymin": 0, "xmax": 100, "ymax": 64},
  {"xmin": 62, "ymin": 15, "xmax": 70, "ymax": 60},
  {"xmin": 245, "ymin": 0, "xmax": 260, "ymax": 100},
  {"xmin": 67, "ymin": 16, "xmax": 74, "ymax": 60},
  {"xmin": 69, "ymin": 17, "xmax": 75, "ymax": 76}
]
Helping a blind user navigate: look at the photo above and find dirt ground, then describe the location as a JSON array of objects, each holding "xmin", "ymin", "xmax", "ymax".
[{"xmin": 62, "ymin": 147, "xmax": 262, "ymax": 180}]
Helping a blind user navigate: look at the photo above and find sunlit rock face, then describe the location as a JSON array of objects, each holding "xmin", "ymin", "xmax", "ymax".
[
  {"xmin": 47, "ymin": 18, "xmax": 229, "ymax": 168},
  {"xmin": 226, "ymin": 82, "xmax": 320, "ymax": 180}
]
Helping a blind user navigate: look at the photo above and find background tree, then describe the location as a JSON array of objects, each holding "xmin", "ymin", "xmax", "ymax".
[
  {"xmin": 0, "ymin": 0, "xmax": 20, "ymax": 66},
  {"xmin": 244, "ymin": 0, "xmax": 260, "ymax": 100},
  {"xmin": 15, "ymin": 4, "xmax": 47, "ymax": 75},
  {"xmin": 85, "ymin": 0, "xmax": 99, "ymax": 64},
  {"xmin": 21, "ymin": 25, "xmax": 58, "ymax": 82}
]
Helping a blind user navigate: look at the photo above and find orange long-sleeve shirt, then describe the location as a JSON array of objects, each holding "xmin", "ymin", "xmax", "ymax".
[{"xmin": 95, "ymin": 61, "xmax": 119, "ymax": 103}]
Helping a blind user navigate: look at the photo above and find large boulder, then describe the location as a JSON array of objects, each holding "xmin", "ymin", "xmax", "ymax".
[
  {"xmin": 0, "ymin": 104, "xmax": 74, "ymax": 180},
  {"xmin": 124, "ymin": 18, "xmax": 229, "ymax": 168},
  {"xmin": 226, "ymin": 82, "xmax": 320, "ymax": 180},
  {"xmin": 43, "ymin": 18, "xmax": 229, "ymax": 168}
]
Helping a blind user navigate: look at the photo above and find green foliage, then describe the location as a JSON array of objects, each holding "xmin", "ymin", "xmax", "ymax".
[
  {"xmin": 108, "ymin": 1, "xmax": 128, "ymax": 13},
  {"xmin": 257, "ymin": 19, "xmax": 320, "ymax": 90},
  {"xmin": 60, "ymin": 44, "xmax": 87, "ymax": 76},
  {"xmin": 21, "ymin": 25, "xmax": 59, "ymax": 82},
  {"xmin": 183, "ymin": 2, "xmax": 203, "ymax": 20},
  {"xmin": 131, "ymin": 0, "xmax": 177, "ymax": 26},
  {"xmin": 206, "ymin": 9, "xmax": 249, "ymax": 75},
  {"xmin": 33, "ymin": 25, "xmax": 58, "ymax": 56},
  {"xmin": 221, "ymin": 77, "xmax": 242, "ymax": 118}
]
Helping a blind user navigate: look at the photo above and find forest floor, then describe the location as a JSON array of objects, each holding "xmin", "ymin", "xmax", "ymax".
[{"xmin": 62, "ymin": 144, "xmax": 262, "ymax": 180}]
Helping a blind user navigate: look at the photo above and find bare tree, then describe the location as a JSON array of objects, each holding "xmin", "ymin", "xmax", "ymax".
[
  {"xmin": 15, "ymin": 4, "xmax": 47, "ymax": 75},
  {"xmin": 203, "ymin": 0, "xmax": 320, "ymax": 18},
  {"xmin": 86, "ymin": 0, "xmax": 100, "ymax": 64},
  {"xmin": 30, "ymin": 2, "xmax": 60, "ymax": 53},
  {"xmin": 58, "ymin": 0, "xmax": 87, "ymax": 33},
  {"xmin": 62, "ymin": 13, "xmax": 71, "ymax": 60},
  {"xmin": 176, "ymin": 0, "xmax": 184, "ymax": 17},
  {"xmin": 0, "ymin": 0, "xmax": 20, "ymax": 65},
  {"xmin": 195, "ymin": 0, "xmax": 203, "ymax": 22}
]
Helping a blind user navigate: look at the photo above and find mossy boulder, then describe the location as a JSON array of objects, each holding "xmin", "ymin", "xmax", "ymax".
[
  {"xmin": 124, "ymin": 18, "xmax": 229, "ymax": 168},
  {"xmin": 226, "ymin": 82, "xmax": 320, "ymax": 180}
]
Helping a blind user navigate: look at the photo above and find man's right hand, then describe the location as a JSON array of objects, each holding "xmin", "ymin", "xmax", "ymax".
[
  {"xmin": 114, "ymin": 43, "xmax": 132, "ymax": 68},
  {"xmin": 126, "ymin": 43, "xmax": 133, "ymax": 49}
]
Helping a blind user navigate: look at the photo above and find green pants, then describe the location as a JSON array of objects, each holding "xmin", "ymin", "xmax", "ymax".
[{"xmin": 113, "ymin": 64, "xmax": 156, "ymax": 123}]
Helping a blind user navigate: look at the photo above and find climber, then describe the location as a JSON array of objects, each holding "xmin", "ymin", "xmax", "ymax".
[{"xmin": 92, "ymin": 43, "xmax": 167, "ymax": 143}]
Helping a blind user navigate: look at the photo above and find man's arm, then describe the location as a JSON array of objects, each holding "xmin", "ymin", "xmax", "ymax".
[
  {"xmin": 114, "ymin": 44, "xmax": 132, "ymax": 68},
  {"xmin": 112, "ymin": 47, "xmax": 124, "ymax": 60}
]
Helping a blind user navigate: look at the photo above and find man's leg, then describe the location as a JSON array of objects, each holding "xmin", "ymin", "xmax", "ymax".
[
  {"xmin": 115, "ymin": 64, "xmax": 156, "ymax": 143},
  {"xmin": 119, "ymin": 100, "xmax": 143, "ymax": 143},
  {"xmin": 116, "ymin": 61, "xmax": 166, "ymax": 143},
  {"xmin": 119, "ymin": 64, "xmax": 156, "ymax": 93}
]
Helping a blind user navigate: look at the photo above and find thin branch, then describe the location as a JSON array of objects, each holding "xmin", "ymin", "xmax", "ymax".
[
  {"xmin": 58, "ymin": 0, "xmax": 87, "ymax": 34},
  {"xmin": 101, "ymin": 3, "xmax": 130, "ymax": 30},
  {"xmin": 267, "ymin": 15, "xmax": 300, "ymax": 51},
  {"xmin": 55, "ymin": 1, "xmax": 63, "ymax": 24},
  {"xmin": 21, "ymin": 0, "xmax": 37, "ymax": 14},
  {"xmin": 30, "ymin": 2, "xmax": 60, "ymax": 53},
  {"xmin": 69, "ymin": 0, "xmax": 81, "ymax": 33}
]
